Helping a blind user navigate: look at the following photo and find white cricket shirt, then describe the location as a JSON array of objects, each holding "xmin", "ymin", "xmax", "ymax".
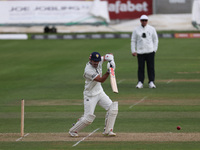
[
  {"xmin": 131, "ymin": 24, "xmax": 158, "ymax": 54},
  {"xmin": 83, "ymin": 59, "xmax": 104, "ymax": 96}
]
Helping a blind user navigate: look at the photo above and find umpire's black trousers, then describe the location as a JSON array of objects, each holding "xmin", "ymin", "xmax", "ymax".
[{"xmin": 137, "ymin": 52, "xmax": 155, "ymax": 83}]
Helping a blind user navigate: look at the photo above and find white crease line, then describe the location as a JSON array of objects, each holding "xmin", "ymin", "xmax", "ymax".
[
  {"xmin": 24, "ymin": 133, "xmax": 29, "ymax": 137},
  {"xmin": 16, "ymin": 133, "xmax": 29, "ymax": 141},
  {"xmin": 117, "ymin": 79, "xmax": 125, "ymax": 84},
  {"xmin": 166, "ymin": 79, "xmax": 173, "ymax": 84},
  {"xmin": 129, "ymin": 97, "xmax": 147, "ymax": 109},
  {"xmin": 16, "ymin": 137, "xmax": 23, "ymax": 141},
  {"xmin": 72, "ymin": 128, "xmax": 100, "ymax": 147}
]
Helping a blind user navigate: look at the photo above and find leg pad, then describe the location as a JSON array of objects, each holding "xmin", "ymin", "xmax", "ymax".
[
  {"xmin": 69, "ymin": 114, "xmax": 96, "ymax": 133},
  {"xmin": 104, "ymin": 102, "xmax": 118, "ymax": 133}
]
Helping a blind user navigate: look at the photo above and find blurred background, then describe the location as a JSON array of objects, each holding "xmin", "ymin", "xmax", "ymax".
[{"xmin": 0, "ymin": 0, "xmax": 199, "ymax": 35}]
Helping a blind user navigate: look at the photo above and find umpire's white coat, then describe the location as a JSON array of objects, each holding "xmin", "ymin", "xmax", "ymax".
[{"xmin": 131, "ymin": 24, "xmax": 159, "ymax": 54}]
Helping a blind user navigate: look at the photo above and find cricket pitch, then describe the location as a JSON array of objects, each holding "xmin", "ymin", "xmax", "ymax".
[{"xmin": 1, "ymin": 132, "xmax": 200, "ymax": 142}]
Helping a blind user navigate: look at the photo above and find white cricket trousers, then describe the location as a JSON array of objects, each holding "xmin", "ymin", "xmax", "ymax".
[{"xmin": 83, "ymin": 91, "xmax": 112, "ymax": 116}]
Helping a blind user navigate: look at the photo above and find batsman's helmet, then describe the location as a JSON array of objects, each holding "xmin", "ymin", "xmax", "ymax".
[{"xmin": 89, "ymin": 52, "xmax": 101, "ymax": 61}]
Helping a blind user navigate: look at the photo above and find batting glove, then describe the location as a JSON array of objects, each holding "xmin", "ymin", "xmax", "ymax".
[
  {"xmin": 107, "ymin": 61, "xmax": 116, "ymax": 69},
  {"xmin": 105, "ymin": 54, "xmax": 114, "ymax": 62}
]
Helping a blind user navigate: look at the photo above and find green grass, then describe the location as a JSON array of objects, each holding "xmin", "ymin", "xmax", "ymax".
[
  {"xmin": 0, "ymin": 38, "xmax": 200, "ymax": 102},
  {"xmin": 1, "ymin": 141, "xmax": 200, "ymax": 150},
  {"xmin": 0, "ymin": 38, "xmax": 200, "ymax": 149}
]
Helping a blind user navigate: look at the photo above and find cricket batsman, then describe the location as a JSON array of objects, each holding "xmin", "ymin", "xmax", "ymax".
[{"xmin": 69, "ymin": 52, "xmax": 118, "ymax": 137}]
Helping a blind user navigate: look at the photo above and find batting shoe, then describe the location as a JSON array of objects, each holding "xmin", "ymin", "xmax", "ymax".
[
  {"xmin": 69, "ymin": 131, "xmax": 79, "ymax": 137},
  {"xmin": 136, "ymin": 81, "xmax": 143, "ymax": 89},
  {"xmin": 108, "ymin": 131, "xmax": 116, "ymax": 136},
  {"xmin": 102, "ymin": 131, "xmax": 116, "ymax": 137},
  {"xmin": 149, "ymin": 81, "xmax": 156, "ymax": 88}
]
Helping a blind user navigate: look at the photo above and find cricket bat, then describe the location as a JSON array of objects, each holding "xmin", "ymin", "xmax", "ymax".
[{"xmin": 109, "ymin": 67, "xmax": 118, "ymax": 93}]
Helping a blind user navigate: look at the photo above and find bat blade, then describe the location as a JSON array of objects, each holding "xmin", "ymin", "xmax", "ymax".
[{"xmin": 109, "ymin": 67, "xmax": 118, "ymax": 93}]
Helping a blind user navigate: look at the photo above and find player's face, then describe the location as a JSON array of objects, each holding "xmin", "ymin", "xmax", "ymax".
[
  {"xmin": 140, "ymin": 20, "xmax": 148, "ymax": 27},
  {"xmin": 90, "ymin": 60, "xmax": 100, "ymax": 68}
]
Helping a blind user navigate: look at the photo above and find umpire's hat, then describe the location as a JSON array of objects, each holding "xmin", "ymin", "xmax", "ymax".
[
  {"xmin": 140, "ymin": 15, "xmax": 148, "ymax": 20},
  {"xmin": 89, "ymin": 52, "xmax": 101, "ymax": 61}
]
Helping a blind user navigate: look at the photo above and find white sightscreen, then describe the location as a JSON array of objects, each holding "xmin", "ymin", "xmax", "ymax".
[{"xmin": 0, "ymin": 1, "xmax": 110, "ymax": 25}]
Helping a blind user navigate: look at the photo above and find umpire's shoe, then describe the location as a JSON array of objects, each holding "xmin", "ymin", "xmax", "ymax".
[
  {"xmin": 136, "ymin": 81, "xmax": 143, "ymax": 89},
  {"xmin": 149, "ymin": 81, "xmax": 156, "ymax": 88}
]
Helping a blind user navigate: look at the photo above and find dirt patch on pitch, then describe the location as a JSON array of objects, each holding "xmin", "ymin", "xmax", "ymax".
[
  {"xmin": 4, "ymin": 99, "xmax": 83, "ymax": 106},
  {"xmin": 1, "ymin": 132, "xmax": 200, "ymax": 142},
  {"xmin": 25, "ymin": 99, "xmax": 83, "ymax": 106},
  {"xmin": 176, "ymin": 72, "xmax": 200, "ymax": 74},
  {"xmin": 158, "ymin": 79, "xmax": 200, "ymax": 83},
  {"xmin": 5, "ymin": 98, "xmax": 200, "ymax": 106},
  {"xmin": 120, "ymin": 99, "xmax": 200, "ymax": 106}
]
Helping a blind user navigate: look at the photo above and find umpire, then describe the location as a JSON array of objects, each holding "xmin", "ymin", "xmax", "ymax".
[{"xmin": 131, "ymin": 15, "xmax": 159, "ymax": 89}]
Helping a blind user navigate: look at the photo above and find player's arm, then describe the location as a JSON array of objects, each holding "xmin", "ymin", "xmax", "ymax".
[
  {"xmin": 94, "ymin": 72, "xmax": 109, "ymax": 83},
  {"xmin": 152, "ymin": 28, "xmax": 159, "ymax": 52},
  {"xmin": 131, "ymin": 30, "xmax": 137, "ymax": 56},
  {"xmin": 94, "ymin": 61, "xmax": 111, "ymax": 83}
]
